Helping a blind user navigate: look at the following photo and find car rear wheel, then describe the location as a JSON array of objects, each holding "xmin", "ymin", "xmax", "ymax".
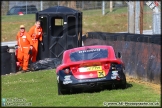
[
  {"xmin": 121, "ymin": 78, "xmax": 126, "ymax": 89},
  {"xmin": 57, "ymin": 83, "xmax": 70, "ymax": 95},
  {"xmin": 118, "ymin": 74, "xmax": 127, "ymax": 89}
]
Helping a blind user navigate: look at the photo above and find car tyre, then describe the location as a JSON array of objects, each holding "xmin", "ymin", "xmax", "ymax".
[
  {"xmin": 1, "ymin": 46, "xmax": 9, "ymax": 53},
  {"xmin": 116, "ymin": 74, "xmax": 127, "ymax": 89},
  {"xmin": 120, "ymin": 74, "xmax": 127, "ymax": 89},
  {"xmin": 57, "ymin": 83, "xmax": 70, "ymax": 95}
]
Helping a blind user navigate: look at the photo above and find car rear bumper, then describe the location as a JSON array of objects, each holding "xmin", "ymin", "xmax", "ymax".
[
  {"xmin": 60, "ymin": 80, "xmax": 123, "ymax": 90},
  {"xmin": 57, "ymin": 70, "xmax": 126, "ymax": 90}
]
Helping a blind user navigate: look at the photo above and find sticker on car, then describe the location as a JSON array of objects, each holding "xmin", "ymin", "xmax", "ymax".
[
  {"xmin": 111, "ymin": 71, "xmax": 119, "ymax": 79},
  {"xmin": 63, "ymin": 75, "xmax": 72, "ymax": 85},
  {"xmin": 57, "ymin": 75, "xmax": 59, "ymax": 83},
  {"xmin": 63, "ymin": 80, "xmax": 72, "ymax": 84},
  {"xmin": 97, "ymin": 71, "xmax": 105, "ymax": 77},
  {"xmin": 64, "ymin": 75, "xmax": 71, "ymax": 80}
]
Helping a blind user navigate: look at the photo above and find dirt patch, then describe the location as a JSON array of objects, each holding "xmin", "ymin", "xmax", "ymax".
[{"xmin": 126, "ymin": 75, "xmax": 161, "ymax": 94}]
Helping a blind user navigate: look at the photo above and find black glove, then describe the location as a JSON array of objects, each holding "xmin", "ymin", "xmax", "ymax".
[
  {"xmin": 15, "ymin": 45, "xmax": 18, "ymax": 49},
  {"xmin": 41, "ymin": 42, "xmax": 44, "ymax": 51},
  {"xmin": 28, "ymin": 49, "xmax": 32, "ymax": 55},
  {"xmin": 41, "ymin": 42, "xmax": 43, "ymax": 46}
]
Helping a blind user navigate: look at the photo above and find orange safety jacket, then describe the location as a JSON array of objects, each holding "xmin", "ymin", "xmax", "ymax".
[
  {"xmin": 16, "ymin": 31, "xmax": 33, "ymax": 48},
  {"xmin": 28, "ymin": 25, "xmax": 43, "ymax": 42}
]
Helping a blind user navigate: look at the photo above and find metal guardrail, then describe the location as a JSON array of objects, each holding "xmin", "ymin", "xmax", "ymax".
[{"xmin": 1, "ymin": 41, "xmax": 17, "ymax": 47}]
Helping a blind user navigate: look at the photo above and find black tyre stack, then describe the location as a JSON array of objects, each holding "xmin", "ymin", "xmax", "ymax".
[
  {"xmin": 9, "ymin": 47, "xmax": 17, "ymax": 74},
  {"xmin": 1, "ymin": 46, "xmax": 16, "ymax": 75}
]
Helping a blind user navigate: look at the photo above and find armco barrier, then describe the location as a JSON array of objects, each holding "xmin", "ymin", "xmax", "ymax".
[{"xmin": 83, "ymin": 32, "xmax": 161, "ymax": 84}]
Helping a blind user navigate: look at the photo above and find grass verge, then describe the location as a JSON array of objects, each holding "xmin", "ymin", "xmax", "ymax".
[{"xmin": 1, "ymin": 69, "xmax": 161, "ymax": 107}]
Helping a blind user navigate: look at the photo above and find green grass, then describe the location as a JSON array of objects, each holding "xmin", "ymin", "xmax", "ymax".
[
  {"xmin": 82, "ymin": 6, "xmax": 128, "ymax": 16},
  {"xmin": 1, "ymin": 70, "xmax": 161, "ymax": 107},
  {"xmin": 1, "ymin": 14, "xmax": 36, "ymax": 42},
  {"xmin": 1, "ymin": 6, "xmax": 152, "ymax": 42}
]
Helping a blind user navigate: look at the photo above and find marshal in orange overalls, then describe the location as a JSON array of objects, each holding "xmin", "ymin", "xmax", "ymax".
[
  {"xmin": 28, "ymin": 21, "xmax": 43, "ymax": 62},
  {"xmin": 16, "ymin": 25, "xmax": 33, "ymax": 71}
]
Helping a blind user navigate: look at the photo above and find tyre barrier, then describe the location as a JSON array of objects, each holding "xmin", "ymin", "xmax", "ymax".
[
  {"xmin": 83, "ymin": 32, "xmax": 161, "ymax": 84},
  {"xmin": 1, "ymin": 46, "xmax": 16, "ymax": 75},
  {"xmin": 1, "ymin": 45, "xmax": 9, "ymax": 53},
  {"xmin": 9, "ymin": 47, "xmax": 16, "ymax": 74}
]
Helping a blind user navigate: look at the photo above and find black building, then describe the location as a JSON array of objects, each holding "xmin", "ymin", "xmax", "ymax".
[{"xmin": 36, "ymin": 6, "xmax": 82, "ymax": 60}]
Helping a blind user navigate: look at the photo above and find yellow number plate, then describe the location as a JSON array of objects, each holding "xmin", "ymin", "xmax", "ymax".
[
  {"xmin": 87, "ymin": 66, "xmax": 102, "ymax": 71},
  {"xmin": 79, "ymin": 66, "xmax": 102, "ymax": 72}
]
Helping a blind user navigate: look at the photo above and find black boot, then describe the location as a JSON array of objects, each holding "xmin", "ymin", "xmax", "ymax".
[
  {"xmin": 22, "ymin": 70, "xmax": 29, "ymax": 73},
  {"xmin": 19, "ymin": 67, "xmax": 22, "ymax": 71}
]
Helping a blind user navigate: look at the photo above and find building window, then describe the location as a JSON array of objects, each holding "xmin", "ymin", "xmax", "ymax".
[
  {"xmin": 51, "ymin": 17, "xmax": 63, "ymax": 36},
  {"xmin": 39, "ymin": 16, "xmax": 47, "ymax": 36},
  {"xmin": 68, "ymin": 16, "xmax": 76, "ymax": 36}
]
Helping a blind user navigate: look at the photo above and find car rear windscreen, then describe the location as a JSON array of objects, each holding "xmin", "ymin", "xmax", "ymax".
[{"xmin": 70, "ymin": 48, "xmax": 108, "ymax": 61}]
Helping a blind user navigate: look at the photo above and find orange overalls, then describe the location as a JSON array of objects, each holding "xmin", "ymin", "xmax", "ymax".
[
  {"xmin": 16, "ymin": 31, "xmax": 33, "ymax": 71},
  {"xmin": 28, "ymin": 25, "xmax": 43, "ymax": 62}
]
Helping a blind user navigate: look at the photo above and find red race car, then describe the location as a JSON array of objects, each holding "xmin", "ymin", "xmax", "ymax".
[{"xmin": 56, "ymin": 45, "xmax": 126, "ymax": 95}]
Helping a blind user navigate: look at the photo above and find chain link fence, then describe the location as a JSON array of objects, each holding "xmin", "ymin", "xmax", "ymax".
[{"xmin": 1, "ymin": 1, "xmax": 127, "ymax": 15}]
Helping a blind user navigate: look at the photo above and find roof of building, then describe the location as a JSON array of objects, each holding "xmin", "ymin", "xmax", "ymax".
[{"xmin": 39, "ymin": 6, "xmax": 81, "ymax": 13}]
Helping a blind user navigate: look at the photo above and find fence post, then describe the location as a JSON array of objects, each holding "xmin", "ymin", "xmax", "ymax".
[
  {"xmin": 110, "ymin": 1, "xmax": 113, "ymax": 12},
  {"xmin": 26, "ymin": 1, "xmax": 27, "ymax": 14},
  {"xmin": 152, "ymin": 1, "xmax": 161, "ymax": 34},
  {"xmin": 82, "ymin": 1, "xmax": 84, "ymax": 10},
  {"xmin": 58, "ymin": 1, "xmax": 59, "ymax": 6},
  {"xmin": 140, "ymin": 1, "xmax": 143, "ymax": 34},
  {"xmin": 102, "ymin": 1, "xmax": 105, "ymax": 15},
  {"xmin": 145, "ymin": 1, "xmax": 161, "ymax": 34},
  {"xmin": 153, "ymin": 12, "xmax": 161, "ymax": 34},
  {"xmin": 40, "ymin": 1, "xmax": 43, "ymax": 11},
  {"xmin": 135, "ymin": 1, "xmax": 140, "ymax": 33},
  {"xmin": 128, "ymin": 1, "xmax": 135, "ymax": 33}
]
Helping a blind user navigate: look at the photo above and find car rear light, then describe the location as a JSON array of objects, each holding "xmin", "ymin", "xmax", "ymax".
[
  {"xmin": 18, "ymin": 12, "xmax": 23, "ymax": 15},
  {"xmin": 116, "ymin": 75, "xmax": 120, "ymax": 80},
  {"xmin": 111, "ymin": 63, "xmax": 117, "ymax": 70},
  {"xmin": 64, "ymin": 68, "xmax": 70, "ymax": 74},
  {"xmin": 71, "ymin": 67, "xmax": 77, "ymax": 73},
  {"xmin": 104, "ymin": 63, "xmax": 110, "ymax": 69}
]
